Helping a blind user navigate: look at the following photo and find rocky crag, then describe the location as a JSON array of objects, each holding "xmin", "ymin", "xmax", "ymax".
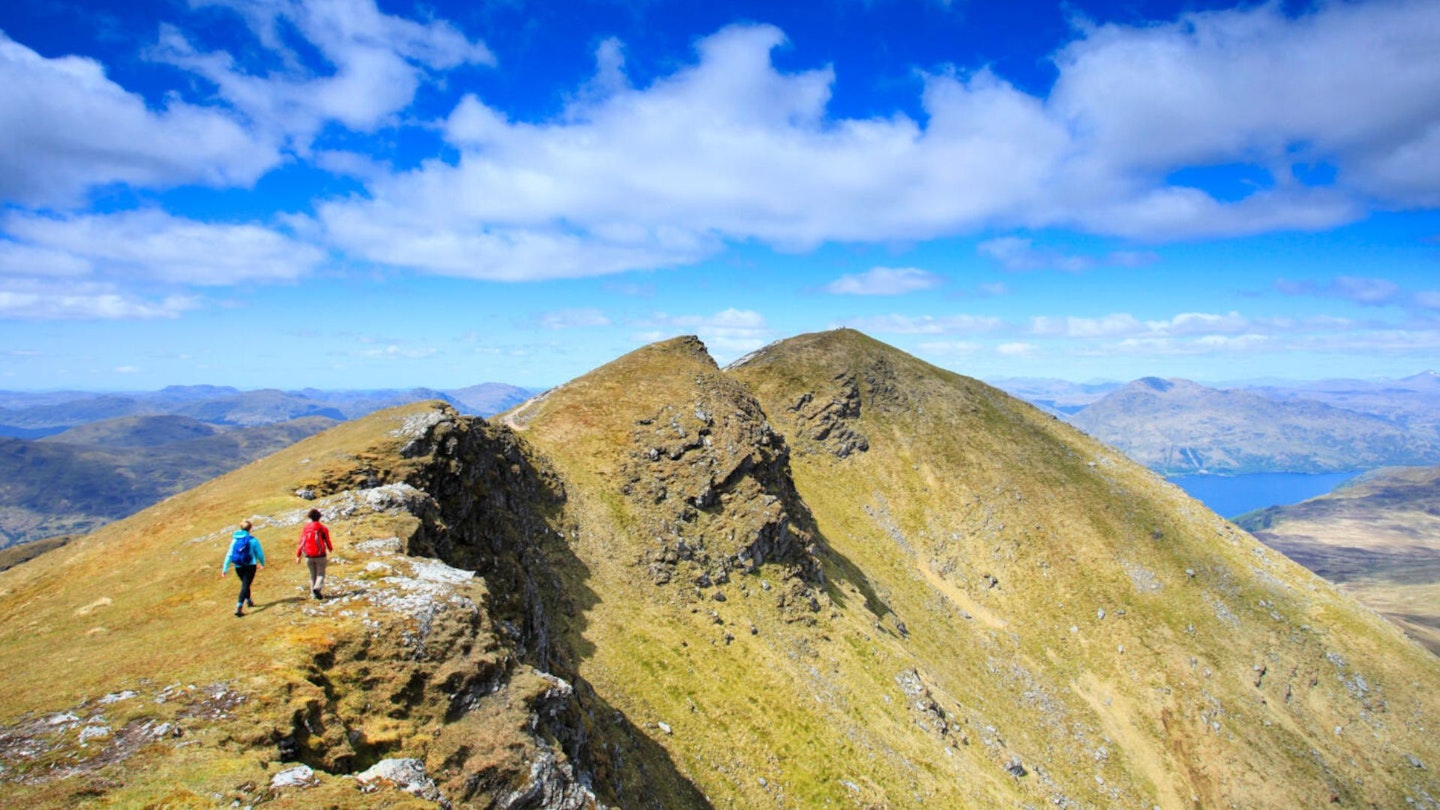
[{"xmin": 1, "ymin": 330, "xmax": 1439, "ymax": 808}]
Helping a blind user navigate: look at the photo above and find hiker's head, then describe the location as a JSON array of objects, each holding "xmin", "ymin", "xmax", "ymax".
[
  {"xmin": 307, "ymin": 509, "xmax": 322, "ymax": 522},
  {"xmin": 240, "ymin": 519, "xmax": 252, "ymax": 531}
]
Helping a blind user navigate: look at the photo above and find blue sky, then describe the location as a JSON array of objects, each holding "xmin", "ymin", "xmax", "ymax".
[{"xmin": 1, "ymin": 0, "xmax": 1438, "ymax": 391}]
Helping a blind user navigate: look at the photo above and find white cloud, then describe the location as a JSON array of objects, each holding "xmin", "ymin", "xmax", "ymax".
[
  {"xmin": 3, "ymin": 209, "xmax": 324, "ymax": 285},
  {"xmin": 1276, "ymin": 276, "xmax": 1405, "ymax": 306},
  {"xmin": 997, "ymin": 342, "xmax": 1035, "ymax": 357},
  {"xmin": 4, "ymin": 0, "xmax": 1439, "ymax": 298},
  {"xmin": 319, "ymin": 2, "xmax": 1440, "ymax": 279},
  {"xmin": 538, "ymin": 308, "xmax": 612, "ymax": 329},
  {"xmin": 1157, "ymin": 311, "xmax": 1252, "ymax": 335},
  {"xmin": 0, "ymin": 33, "xmax": 279, "ymax": 207},
  {"xmin": 824, "ymin": 267, "xmax": 944, "ymax": 295},
  {"xmin": 0, "ymin": 279, "xmax": 198, "ymax": 320},
  {"xmin": 841, "ymin": 313, "xmax": 1006, "ymax": 335},
  {"xmin": 318, "ymin": 25, "xmax": 1073, "ymax": 279},
  {"xmin": 978, "ymin": 237, "xmax": 1158, "ymax": 272},
  {"xmin": 1050, "ymin": 0, "xmax": 1440, "ymax": 210},
  {"xmin": 153, "ymin": 0, "xmax": 493, "ymax": 147},
  {"xmin": 639, "ymin": 307, "xmax": 771, "ymax": 358},
  {"xmin": 1031, "ymin": 314, "xmax": 1146, "ymax": 338},
  {"xmin": 353, "ymin": 344, "xmax": 437, "ymax": 360},
  {"xmin": 1415, "ymin": 291, "xmax": 1440, "ymax": 310}
]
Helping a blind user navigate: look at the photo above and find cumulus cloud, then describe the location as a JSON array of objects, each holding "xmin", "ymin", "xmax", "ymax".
[
  {"xmin": 2, "ymin": 209, "xmax": 324, "ymax": 285},
  {"xmin": 317, "ymin": 25, "xmax": 1074, "ymax": 278},
  {"xmin": 5, "ymin": 0, "xmax": 1440, "ymax": 302},
  {"xmin": 1050, "ymin": 0, "xmax": 1440, "ymax": 210},
  {"xmin": 153, "ymin": 0, "xmax": 493, "ymax": 147},
  {"xmin": 0, "ymin": 33, "xmax": 279, "ymax": 207},
  {"xmin": 1031, "ymin": 313, "xmax": 1146, "ymax": 338},
  {"xmin": 318, "ymin": 1, "xmax": 1440, "ymax": 279},
  {"xmin": 0, "ymin": 277, "xmax": 198, "ymax": 320},
  {"xmin": 824, "ymin": 267, "xmax": 944, "ymax": 295},
  {"xmin": 638, "ymin": 308, "xmax": 771, "ymax": 358}
]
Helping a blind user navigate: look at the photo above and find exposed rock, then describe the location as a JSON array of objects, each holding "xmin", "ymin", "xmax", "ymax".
[
  {"xmin": 356, "ymin": 757, "xmax": 441, "ymax": 801},
  {"xmin": 785, "ymin": 373, "xmax": 870, "ymax": 458},
  {"xmin": 271, "ymin": 764, "xmax": 318, "ymax": 789}
]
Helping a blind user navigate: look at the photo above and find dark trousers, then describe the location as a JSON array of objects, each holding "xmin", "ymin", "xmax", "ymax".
[{"xmin": 234, "ymin": 564, "xmax": 257, "ymax": 605}]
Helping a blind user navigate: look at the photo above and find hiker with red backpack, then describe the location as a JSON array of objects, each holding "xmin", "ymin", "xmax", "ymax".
[
  {"xmin": 221, "ymin": 519, "xmax": 266, "ymax": 617},
  {"xmin": 296, "ymin": 508, "xmax": 333, "ymax": 599}
]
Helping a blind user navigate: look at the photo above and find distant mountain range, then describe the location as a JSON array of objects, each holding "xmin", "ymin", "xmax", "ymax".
[
  {"xmin": 1236, "ymin": 465, "xmax": 1440, "ymax": 655},
  {"xmin": 995, "ymin": 372, "xmax": 1440, "ymax": 475},
  {"xmin": 0, "ymin": 415, "xmax": 337, "ymax": 548},
  {"xmin": 0, "ymin": 383, "xmax": 536, "ymax": 547},
  {"xmin": 0, "ymin": 382, "xmax": 535, "ymax": 437}
]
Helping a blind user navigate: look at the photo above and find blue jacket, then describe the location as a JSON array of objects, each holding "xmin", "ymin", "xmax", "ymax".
[{"xmin": 222, "ymin": 530, "xmax": 266, "ymax": 572}]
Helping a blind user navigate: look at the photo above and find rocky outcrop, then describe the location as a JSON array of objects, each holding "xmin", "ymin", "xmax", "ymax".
[
  {"xmin": 784, "ymin": 373, "xmax": 869, "ymax": 458},
  {"xmin": 618, "ymin": 374, "xmax": 825, "ymax": 615}
]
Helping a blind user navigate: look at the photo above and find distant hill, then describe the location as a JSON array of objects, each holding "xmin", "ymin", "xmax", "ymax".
[
  {"xmin": 3, "ymin": 331, "xmax": 1439, "ymax": 807},
  {"xmin": 1069, "ymin": 377, "xmax": 1440, "ymax": 474},
  {"xmin": 0, "ymin": 382, "xmax": 531, "ymax": 437},
  {"xmin": 1237, "ymin": 465, "xmax": 1440, "ymax": 655},
  {"xmin": 0, "ymin": 384, "xmax": 533, "ymax": 548},
  {"xmin": 1243, "ymin": 370, "xmax": 1440, "ymax": 438},
  {"xmin": 0, "ymin": 415, "xmax": 336, "ymax": 548},
  {"xmin": 38, "ymin": 414, "xmax": 220, "ymax": 448},
  {"xmin": 445, "ymin": 382, "xmax": 534, "ymax": 415}
]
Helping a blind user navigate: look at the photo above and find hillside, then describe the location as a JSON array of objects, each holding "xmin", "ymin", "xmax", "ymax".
[
  {"xmin": 1069, "ymin": 376, "xmax": 1439, "ymax": 474},
  {"xmin": 1, "ymin": 331, "xmax": 1439, "ymax": 808},
  {"xmin": 1238, "ymin": 465, "xmax": 1440, "ymax": 655},
  {"xmin": 0, "ymin": 415, "xmax": 337, "ymax": 547}
]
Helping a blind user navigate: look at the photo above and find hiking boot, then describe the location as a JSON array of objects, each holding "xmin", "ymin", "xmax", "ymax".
[
  {"xmin": 235, "ymin": 607, "xmax": 244, "ymax": 617},
  {"xmin": 312, "ymin": 589, "xmax": 322, "ymax": 600},
  {"xmin": 245, "ymin": 599, "xmax": 255, "ymax": 608}
]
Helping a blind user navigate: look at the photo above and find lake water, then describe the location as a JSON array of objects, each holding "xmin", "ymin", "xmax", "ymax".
[{"xmin": 1167, "ymin": 471, "xmax": 1364, "ymax": 519}]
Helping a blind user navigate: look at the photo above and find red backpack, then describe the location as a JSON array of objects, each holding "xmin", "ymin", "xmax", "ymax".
[{"xmin": 301, "ymin": 523, "xmax": 329, "ymax": 557}]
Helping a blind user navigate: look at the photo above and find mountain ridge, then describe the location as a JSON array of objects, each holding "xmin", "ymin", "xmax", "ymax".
[{"xmin": 2, "ymin": 330, "xmax": 1439, "ymax": 807}]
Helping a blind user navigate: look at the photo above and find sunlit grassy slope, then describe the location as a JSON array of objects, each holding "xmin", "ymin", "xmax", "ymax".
[
  {"xmin": 514, "ymin": 329, "xmax": 1440, "ymax": 808},
  {"xmin": 3, "ymin": 330, "xmax": 1440, "ymax": 808},
  {"xmin": 0, "ymin": 405, "xmax": 509, "ymax": 807},
  {"xmin": 1239, "ymin": 465, "xmax": 1440, "ymax": 655}
]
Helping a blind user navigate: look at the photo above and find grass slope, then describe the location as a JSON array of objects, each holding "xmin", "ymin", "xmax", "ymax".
[
  {"xmin": 509, "ymin": 330, "xmax": 1440, "ymax": 807},
  {"xmin": 1238, "ymin": 465, "xmax": 1440, "ymax": 655}
]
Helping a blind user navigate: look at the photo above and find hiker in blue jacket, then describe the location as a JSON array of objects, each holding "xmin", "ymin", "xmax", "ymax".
[{"xmin": 221, "ymin": 519, "xmax": 266, "ymax": 617}]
